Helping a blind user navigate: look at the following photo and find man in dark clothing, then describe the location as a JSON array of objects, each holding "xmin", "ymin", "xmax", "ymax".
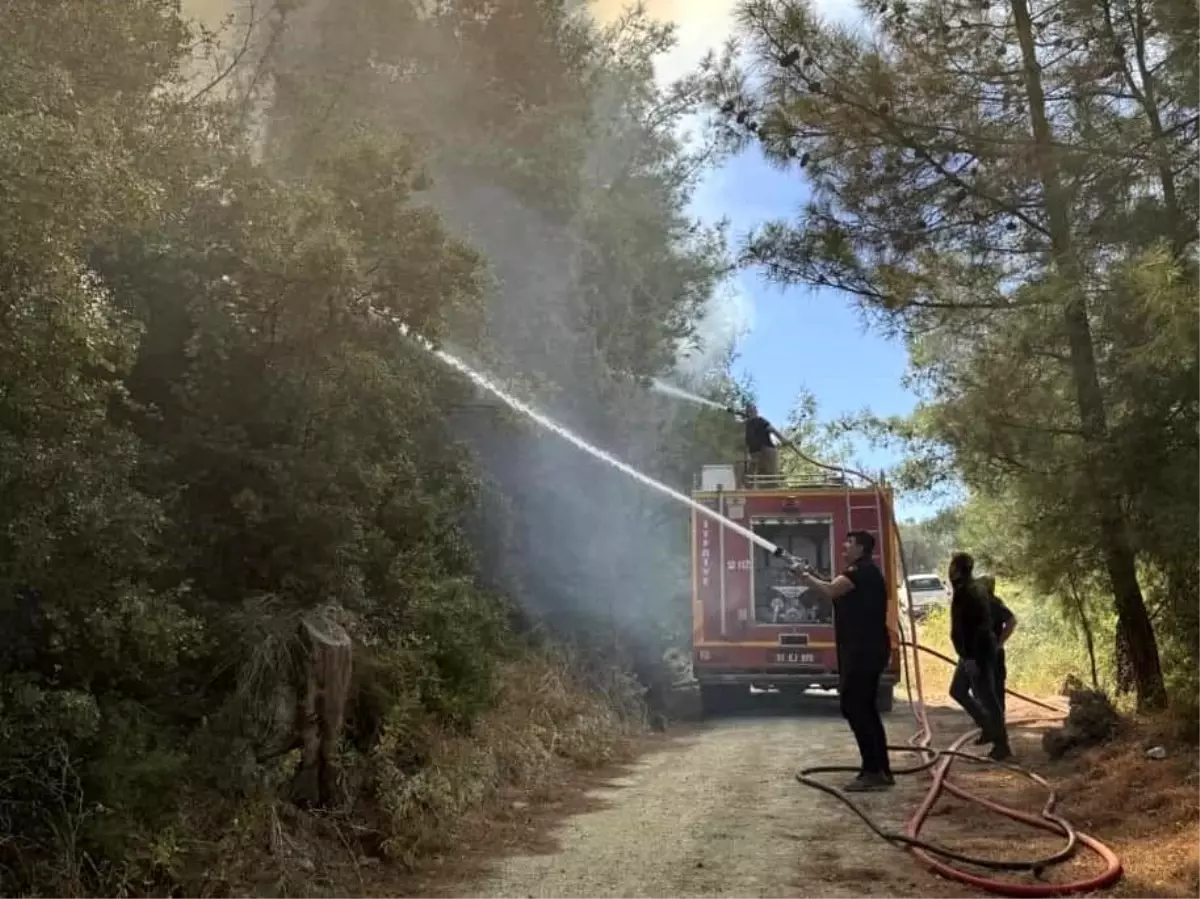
[
  {"xmin": 977, "ymin": 575, "xmax": 1017, "ymax": 715},
  {"xmin": 740, "ymin": 403, "xmax": 778, "ymax": 481},
  {"xmin": 948, "ymin": 553, "xmax": 1012, "ymax": 760},
  {"xmin": 797, "ymin": 530, "xmax": 893, "ymax": 791},
  {"xmin": 949, "ymin": 574, "xmax": 1018, "ymax": 743}
]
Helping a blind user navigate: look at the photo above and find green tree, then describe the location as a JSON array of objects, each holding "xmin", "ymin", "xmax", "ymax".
[
  {"xmin": 256, "ymin": 0, "xmax": 748, "ymax": 668},
  {"xmin": 708, "ymin": 0, "xmax": 1196, "ymax": 709},
  {"xmin": 0, "ymin": 0, "xmax": 873, "ymax": 890},
  {"xmin": 0, "ymin": 1, "xmax": 211, "ymax": 887},
  {"xmin": 772, "ymin": 387, "xmax": 856, "ymax": 479},
  {"xmin": 899, "ymin": 506, "xmax": 963, "ymax": 574}
]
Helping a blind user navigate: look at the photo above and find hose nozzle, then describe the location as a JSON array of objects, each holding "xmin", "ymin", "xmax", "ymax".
[{"xmin": 772, "ymin": 546, "xmax": 810, "ymax": 572}]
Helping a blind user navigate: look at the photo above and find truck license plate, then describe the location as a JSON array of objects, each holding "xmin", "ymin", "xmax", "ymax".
[{"xmin": 775, "ymin": 651, "xmax": 815, "ymax": 664}]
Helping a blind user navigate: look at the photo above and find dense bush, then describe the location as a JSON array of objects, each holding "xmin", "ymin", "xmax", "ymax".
[{"xmin": 0, "ymin": 0, "xmax": 746, "ymax": 893}]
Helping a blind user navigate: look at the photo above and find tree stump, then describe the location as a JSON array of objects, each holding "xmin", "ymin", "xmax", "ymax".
[
  {"xmin": 1041, "ymin": 687, "xmax": 1120, "ymax": 760},
  {"xmin": 290, "ymin": 610, "xmax": 353, "ymax": 809}
]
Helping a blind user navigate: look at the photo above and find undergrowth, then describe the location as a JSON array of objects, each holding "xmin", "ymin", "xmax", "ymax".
[
  {"xmin": 362, "ymin": 650, "xmax": 645, "ymax": 868},
  {"xmin": 0, "ymin": 644, "xmax": 646, "ymax": 898},
  {"xmin": 903, "ymin": 580, "xmax": 1116, "ymax": 701},
  {"xmin": 0, "ymin": 2, "xmax": 713, "ymax": 894}
]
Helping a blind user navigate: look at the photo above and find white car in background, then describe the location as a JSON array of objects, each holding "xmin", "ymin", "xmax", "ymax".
[{"xmin": 899, "ymin": 574, "xmax": 951, "ymax": 620}]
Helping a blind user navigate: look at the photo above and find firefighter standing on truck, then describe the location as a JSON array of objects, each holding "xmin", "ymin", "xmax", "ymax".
[
  {"xmin": 739, "ymin": 402, "xmax": 778, "ymax": 480},
  {"xmin": 796, "ymin": 530, "xmax": 894, "ymax": 792}
]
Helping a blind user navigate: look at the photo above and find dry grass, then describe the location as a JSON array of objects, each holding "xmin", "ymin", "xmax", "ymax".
[
  {"xmin": 906, "ymin": 705, "xmax": 1199, "ymax": 898},
  {"xmin": 390, "ymin": 731, "xmax": 694, "ymax": 899},
  {"xmin": 368, "ymin": 653, "xmax": 644, "ymax": 861},
  {"xmin": 202, "ymin": 651, "xmax": 647, "ymax": 897},
  {"xmin": 1059, "ymin": 716, "xmax": 1199, "ymax": 898},
  {"xmin": 902, "ymin": 582, "xmax": 1116, "ymax": 700},
  {"xmin": 894, "ymin": 585, "xmax": 1196, "ymax": 896}
]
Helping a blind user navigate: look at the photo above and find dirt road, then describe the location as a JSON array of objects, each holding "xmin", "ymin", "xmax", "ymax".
[{"xmin": 461, "ymin": 696, "xmax": 992, "ymax": 898}]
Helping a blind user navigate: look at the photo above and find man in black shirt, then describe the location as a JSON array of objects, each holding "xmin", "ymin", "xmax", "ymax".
[
  {"xmin": 948, "ymin": 553, "xmax": 1012, "ymax": 760},
  {"xmin": 797, "ymin": 529, "xmax": 893, "ymax": 791},
  {"xmin": 977, "ymin": 575, "xmax": 1017, "ymax": 716},
  {"xmin": 740, "ymin": 403, "xmax": 778, "ymax": 481}
]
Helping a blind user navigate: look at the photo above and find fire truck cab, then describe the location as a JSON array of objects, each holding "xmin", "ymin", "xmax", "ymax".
[{"xmin": 691, "ymin": 463, "xmax": 902, "ymax": 715}]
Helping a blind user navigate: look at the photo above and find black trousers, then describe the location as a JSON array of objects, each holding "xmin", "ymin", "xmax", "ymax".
[
  {"xmin": 838, "ymin": 645, "xmax": 891, "ymax": 776},
  {"xmin": 997, "ymin": 649, "xmax": 1008, "ymax": 716},
  {"xmin": 949, "ymin": 651, "xmax": 1008, "ymax": 744}
]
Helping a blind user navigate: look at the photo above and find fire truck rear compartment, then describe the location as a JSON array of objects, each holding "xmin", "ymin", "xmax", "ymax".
[
  {"xmin": 752, "ymin": 518, "xmax": 834, "ymax": 626},
  {"xmin": 690, "ymin": 471, "xmax": 900, "ymax": 716}
]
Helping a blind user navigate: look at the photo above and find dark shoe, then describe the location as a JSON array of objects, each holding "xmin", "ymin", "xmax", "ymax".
[
  {"xmin": 988, "ymin": 742, "xmax": 1014, "ymax": 762},
  {"xmin": 843, "ymin": 771, "xmax": 894, "ymax": 792}
]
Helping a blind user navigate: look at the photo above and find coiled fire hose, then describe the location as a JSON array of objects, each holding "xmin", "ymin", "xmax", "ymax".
[{"xmin": 762, "ymin": 427, "xmax": 1125, "ymax": 896}]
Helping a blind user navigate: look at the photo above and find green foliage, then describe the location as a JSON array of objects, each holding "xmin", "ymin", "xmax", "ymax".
[
  {"xmin": 715, "ymin": 0, "xmax": 1197, "ymax": 710},
  {"xmin": 912, "ymin": 579, "xmax": 1116, "ymax": 700},
  {"xmin": 0, "ymin": 0, "xmax": 749, "ymax": 893},
  {"xmin": 898, "ymin": 506, "xmax": 962, "ymax": 574},
  {"xmin": 775, "ymin": 387, "xmax": 857, "ymax": 478}
]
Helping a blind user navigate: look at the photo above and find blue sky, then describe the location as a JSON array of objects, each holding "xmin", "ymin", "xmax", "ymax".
[
  {"xmin": 693, "ymin": 139, "xmax": 936, "ymax": 522},
  {"xmin": 692, "ymin": 152, "xmax": 915, "ymax": 458},
  {"xmin": 624, "ymin": 0, "xmax": 936, "ymax": 519}
]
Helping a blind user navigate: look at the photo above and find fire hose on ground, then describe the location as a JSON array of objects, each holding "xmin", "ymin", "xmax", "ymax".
[
  {"xmin": 752, "ymin": 422, "xmax": 1125, "ymax": 896},
  {"xmin": 796, "ymin": 639, "xmax": 1123, "ymax": 896}
]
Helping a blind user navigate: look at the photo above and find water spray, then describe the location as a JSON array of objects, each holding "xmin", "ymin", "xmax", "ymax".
[
  {"xmin": 396, "ymin": 317, "xmax": 1119, "ymax": 896},
  {"xmin": 393, "ymin": 321, "xmax": 804, "ymax": 567},
  {"xmin": 649, "ymin": 378, "xmax": 736, "ymax": 414}
]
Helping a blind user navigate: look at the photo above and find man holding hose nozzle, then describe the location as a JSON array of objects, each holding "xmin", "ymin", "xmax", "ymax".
[
  {"xmin": 795, "ymin": 530, "xmax": 894, "ymax": 792},
  {"xmin": 948, "ymin": 553, "xmax": 1013, "ymax": 761}
]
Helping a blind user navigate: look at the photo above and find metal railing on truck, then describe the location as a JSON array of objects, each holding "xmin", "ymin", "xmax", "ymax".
[{"xmin": 693, "ymin": 460, "xmax": 852, "ymax": 491}]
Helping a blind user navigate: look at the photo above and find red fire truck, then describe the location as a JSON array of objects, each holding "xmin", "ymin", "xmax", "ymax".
[{"xmin": 691, "ymin": 463, "xmax": 902, "ymax": 714}]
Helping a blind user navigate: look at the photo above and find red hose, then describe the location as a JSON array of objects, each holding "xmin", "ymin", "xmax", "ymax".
[
  {"xmin": 899, "ymin": 638, "xmax": 1124, "ymax": 895},
  {"xmin": 766, "ymin": 435, "xmax": 1124, "ymax": 895}
]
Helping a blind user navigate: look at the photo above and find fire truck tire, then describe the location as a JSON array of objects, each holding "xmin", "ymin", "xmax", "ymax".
[{"xmin": 876, "ymin": 683, "xmax": 895, "ymax": 714}]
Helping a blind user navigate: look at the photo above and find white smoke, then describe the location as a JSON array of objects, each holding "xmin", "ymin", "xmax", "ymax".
[
  {"xmin": 673, "ymin": 278, "xmax": 754, "ymax": 383},
  {"xmin": 637, "ymin": 0, "xmax": 862, "ymax": 385}
]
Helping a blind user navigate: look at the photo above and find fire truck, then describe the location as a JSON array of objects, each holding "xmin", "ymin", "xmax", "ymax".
[{"xmin": 691, "ymin": 463, "xmax": 902, "ymax": 714}]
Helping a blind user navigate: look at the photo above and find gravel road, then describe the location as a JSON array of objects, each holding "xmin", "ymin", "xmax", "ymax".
[{"xmin": 467, "ymin": 696, "xmax": 977, "ymax": 899}]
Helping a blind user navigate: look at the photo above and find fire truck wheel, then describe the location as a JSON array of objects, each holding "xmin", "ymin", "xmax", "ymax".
[{"xmin": 876, "ymin": 683, "xmax": 895, "ymax": 714}]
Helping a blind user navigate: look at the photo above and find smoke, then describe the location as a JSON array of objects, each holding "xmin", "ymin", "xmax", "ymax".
[
  {"xmin": 423, "ymin": 167, "xmax": 715, "ymax": 653},
  {"xmin": 180, "ymin": 0, "xmax": 744, "ymax": 660},
  {"xmin": 582, "ymin": 1, "xmax": 757, "ymax": 386},
  {"xmin": 212, "ymin": 0, "xmax": 744, "ymax": 657},
  {"xmin": 587, "ymin": 0, "xmax": 859, "ymax": 390},
  {"xmin": 674, "ymin": 279, "xmax": 754, "ymax": 384},
  {"xmin": 182, "ymin": 0, "xmax": 238, "ymax": 27},
  {"xmin": 592, "ymin": 0, "xmax": 686, "ymax": 21}
]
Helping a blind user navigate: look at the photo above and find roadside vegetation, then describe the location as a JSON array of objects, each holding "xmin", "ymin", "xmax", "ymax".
[
  {"xmin": 710, "ymin": 0, "xmax": 1197, "ymax": 728},
  {"xmin": 0, "ymin": 0, "xmax": 747, "ymax": 894},
  {"xmin": 906, "ymin": 581, "xmax": 1116, "ymax": 702},
  {"xmin": 0, "ymin": 0, "xmax": 1194, "ymax": 895}
]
